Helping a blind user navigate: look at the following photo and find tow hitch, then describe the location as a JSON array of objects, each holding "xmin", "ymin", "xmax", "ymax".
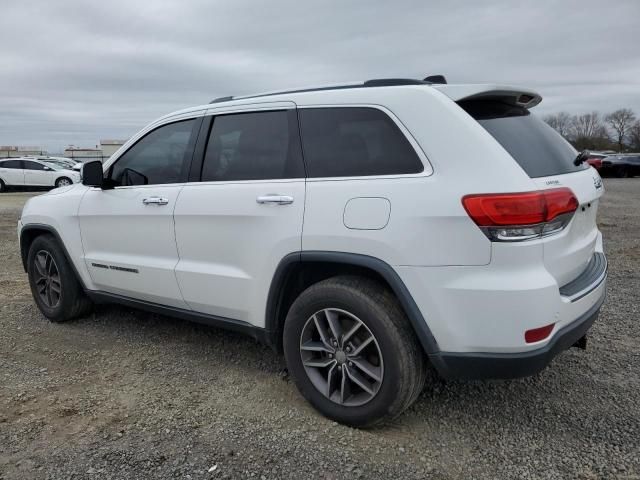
[{"xmin": 572, "ymin": 335, "xmax": 588, "ymax": 350}]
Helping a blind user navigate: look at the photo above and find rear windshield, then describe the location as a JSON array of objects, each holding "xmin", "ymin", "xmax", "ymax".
[{"xmin": 459, "ymin": 99, "xmax": 588, "ymax": 178}]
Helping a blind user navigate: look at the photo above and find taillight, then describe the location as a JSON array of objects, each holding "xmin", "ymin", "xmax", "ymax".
[{"xmin": 462, "ymin": 188, "xmax": 578, "ymax": 242}]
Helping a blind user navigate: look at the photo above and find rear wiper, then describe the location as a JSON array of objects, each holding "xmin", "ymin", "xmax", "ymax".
[{"xmin": 574, "ymin": 149, "xmax": 590, "ymax": 166}]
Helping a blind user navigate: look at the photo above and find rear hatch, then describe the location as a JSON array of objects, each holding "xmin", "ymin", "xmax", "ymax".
[{"xmin": 454, "ymin": 91, "xmax": 603, "ymax": 287}]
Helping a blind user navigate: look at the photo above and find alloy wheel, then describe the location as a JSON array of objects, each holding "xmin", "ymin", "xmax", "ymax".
[
  {"xmin": 33, "ymin": 250, "xmax": 62, "ymax": 308},
  {"xmin": 299, "ymin": 308, "xmax": 384, "ymax": 406}
]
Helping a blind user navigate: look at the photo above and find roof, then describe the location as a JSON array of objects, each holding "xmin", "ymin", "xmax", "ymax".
[{"xmin": 155, "ymin": 79, "xmax": 543, "ymax": 124}]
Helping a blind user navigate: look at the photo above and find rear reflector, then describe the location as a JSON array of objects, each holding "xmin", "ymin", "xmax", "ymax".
[
  {"xmin": 462, "ymin": 188, "xmax": 578, "ymax": 242},
  {"xmin": 525, "ymin": 323, "xmax": 555, "ymax": 343}
]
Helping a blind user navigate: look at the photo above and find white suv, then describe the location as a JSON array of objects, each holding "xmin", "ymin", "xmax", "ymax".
[
  {"xmin": 0, "ymin": 157, "xmax": 80, "ymax": 191},
  {"xmin": 18, "ymin": 78, "xmax": 607, "ymax": 426}
]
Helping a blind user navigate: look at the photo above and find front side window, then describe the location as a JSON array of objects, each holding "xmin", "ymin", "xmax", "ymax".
[
  {"xmin": 201, "ymin": 110, "xmax": 304, "ymax": 182},
  {"xmin": 109, "ymin": 119, "xmax": 196, "ymax": 186},
  {"xmin": 0, "ymin": 160, "xmax": 23, "ymax": 169},
  {"xmin": 298, "ymin": 107, "xmax": 424, "ymax": 178},
  {"xmin": 23, "ymin": 160, "xmax": 46, "ymax": 171}
]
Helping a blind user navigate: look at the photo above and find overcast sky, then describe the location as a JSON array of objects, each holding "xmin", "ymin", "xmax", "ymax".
[{"xmin": 1, "ymin": 0, "xmax": 639, "ymax": 152}]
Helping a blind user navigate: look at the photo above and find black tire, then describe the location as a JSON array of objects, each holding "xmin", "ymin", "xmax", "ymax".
[
  {"xmin": 614, "ymin": 166, "xmax": 628, "ymax": 178},
  {"xmin": 283, "ymin": 275, "xmax": 426, "ymax": 427},
  {"xmin": 55, "ymin": 177, "xmax": 72, "ymax": 188},
  {"xmin": 27, "ymin": 234, "xmax": 93, "ymax": 322},
  {"xmin": 0, "ymin": 179, "xmax": 5, "ymax": 192}
]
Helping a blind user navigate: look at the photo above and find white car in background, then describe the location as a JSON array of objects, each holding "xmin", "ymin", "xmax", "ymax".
[
  {"xmin": 0, "ymin": 158, "xmax": 81, "ymax": 191},
  {"xmin": 24, "ymin": 156, "xmax": 84, "ymax": 172}
]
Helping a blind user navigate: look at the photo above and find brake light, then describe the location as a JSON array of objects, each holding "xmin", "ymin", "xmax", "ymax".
[{"xmin": 462, "ymin": 188, "xmax": 578, "ymax": 242}]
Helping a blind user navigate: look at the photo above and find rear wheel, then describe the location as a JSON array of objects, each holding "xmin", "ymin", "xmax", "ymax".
[
  {"xmin": 0, "ymin": 179, "xmax": 5, "ymax": 192},
  {"xmin": 27, "ymin": 234, "xmax": 92, "ymax": 322},
  {"xmin": 55, "ymin": 177, "xmax": 72, "ymax": 188},
  {"xmin": 283, "ymin": 276, "xmax": 426, "ymax": 427}
]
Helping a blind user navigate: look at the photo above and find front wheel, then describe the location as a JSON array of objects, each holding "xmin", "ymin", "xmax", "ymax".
[
  {"xmin": 55, "ymin": 177, "xmax": 72, "ymax": 188},
  {"xmin": 283, "ymin": 276, "xmax": 426, "ymax": 427},
  {"xmin": 27, "ymin": 234, "xmax": 92, "ymax": 322},
  {"xmin": 0, "ymin": 179, "xmax": 5, "ymax": 192}
]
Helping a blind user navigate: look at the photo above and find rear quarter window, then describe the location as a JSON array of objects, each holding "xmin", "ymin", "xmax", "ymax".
[
  {"xmin": 459, "ymin": 99, "xmax": 589, "ymax": 178},
  {"xmin": 298, "ymin": 107, "xmax": 423, "ymax": 178}
]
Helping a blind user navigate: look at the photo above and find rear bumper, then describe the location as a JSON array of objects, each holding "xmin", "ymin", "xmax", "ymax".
[{"xmin": 429, "ymin": 287, "xmax": 605, "ymax": 379}]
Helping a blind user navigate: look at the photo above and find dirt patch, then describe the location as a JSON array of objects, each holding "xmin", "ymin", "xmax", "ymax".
[{"xmin": 0, "ymin": 182, "xmax": 639, "ymax": 479}]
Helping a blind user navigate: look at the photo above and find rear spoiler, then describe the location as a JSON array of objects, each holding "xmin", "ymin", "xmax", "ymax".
[{"xmin": 432, "ymin": 84, "xmax": 542, "ymax": 109}]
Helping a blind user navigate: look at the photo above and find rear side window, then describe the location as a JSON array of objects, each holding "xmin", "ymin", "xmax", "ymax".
[
  {"xmin": 201, "ymin": 110, "xmax": 304, "ymax": 181},
  {"xmin": 298, "ymin": 107, "xmax": 423, "ymax": 178},
  {"xmin": 460, "ymin": 100, "xmax": 588, "ymax": 178},
  {"xmin": 23, "ymin": 160, "xmax": 46, "ymax": 171}
]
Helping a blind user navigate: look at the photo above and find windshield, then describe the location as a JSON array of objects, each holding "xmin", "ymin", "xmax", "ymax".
[
  {"xmin": 43, "ymin": 161, "xmax": 65, "ymax": 170},
  {"xmin": 459, "ymin": 99, "xmax": 589, "ymax": 178}
]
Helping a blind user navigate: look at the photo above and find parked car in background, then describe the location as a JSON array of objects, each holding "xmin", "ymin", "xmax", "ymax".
[
  {"xmin": 24, "ymin": 156, "xmax": 81, "ymax": 170},
  {"xmin": 43, "ymin": 159, "xmax": 84, "ymax": 172},
  {"xmin": 0, "ymin": 158, "xmax": 81, "ymax": 191},
  {"xmin": 42, "ymin": 158, "xmax": 77, "ymax": 169},
  {"xmin": 585, "ymin": 153, "xmax": 608, "ymax": 170},
  {"xmin": 599, "ymin": 154, "xmax": 640, "ymax": 177}
]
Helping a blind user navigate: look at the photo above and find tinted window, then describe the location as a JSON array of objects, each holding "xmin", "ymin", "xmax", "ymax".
[
  {"xmin": 23, "ymin": 160, "xmax": 46, "ymax": 171},
  {"xmin": 0, "ymin": 160, "xmax": 23, "ymax": 169},
  {"xmin": 109, "ymin": 119, "xmax": 196, "ymax": 186},
  {"xmin": 298, "ymin": 107, "xmax": 423, "ymax": 178},
  {"xmin": 201, "ymin": 110, "xmax": 303, "ymax": 181},
  {"xmin": 460, "ymin": 100, "xmax": 588, "ymax": 178}
]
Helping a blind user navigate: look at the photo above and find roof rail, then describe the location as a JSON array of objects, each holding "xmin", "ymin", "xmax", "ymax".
[
  {"xmin": 423, "ymin": 74, "xmax": 447, "ymax": 84},
  {"xmin": 210, "ymin": 95, "xmax": 234, "ymax": 104},
  {"xmin": 363, "ymin": 78, "xmax": 429, "ymax": 87},
  {"xmin": 209, "ymin": 77, "xmax": 434, "ymax": 104}
]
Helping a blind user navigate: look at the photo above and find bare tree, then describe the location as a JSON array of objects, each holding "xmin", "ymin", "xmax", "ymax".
[
  {"xmin": 629, "ymin": 120, "xmax": 640, "ymax": 151},
  {"xmin": 570, "ymin": 112, "xmax": 603, "ymax": 140},
  {"xmin": 544, "ymin": 112, "xmax": 572, "ymax": 138},
  {"xmin": 605, "ymin": 108, "xmax": 636, "ymax": 152}
]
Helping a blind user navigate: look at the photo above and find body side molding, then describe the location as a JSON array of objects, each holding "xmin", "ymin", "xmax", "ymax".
[{"xmin": 86, "ymin": 291, "xmax": 270, "ymax": 343}]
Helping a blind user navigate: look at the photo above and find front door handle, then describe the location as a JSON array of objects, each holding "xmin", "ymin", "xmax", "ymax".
[
  {"xmin": 142, "ymin": 196, "xmax": 169, "ymax": 206},
  {"xmin": 256, "ymin": 194, "xmax": 294, "ymax": 205}
]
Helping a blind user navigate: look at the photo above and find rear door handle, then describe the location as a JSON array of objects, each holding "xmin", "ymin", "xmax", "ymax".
[
  {"xmin": 256, "ymin": 194, "xmax": 294, "ymax": 205},
  {"xmin": 142, "ymin": 196, "xmax": 169, "ymax": 206}
]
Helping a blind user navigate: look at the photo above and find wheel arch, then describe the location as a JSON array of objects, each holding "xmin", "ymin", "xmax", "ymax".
[
  {"xmin": 265, "ymin": 251, "xmax": 439, "ymax": 355},
  {"xmin": 55, "ymin": 176, "xmax": 73, "ymax": 186},
  {"xmin": 20, "ymin": 224, "xmax": 87, "ymax": 290}
]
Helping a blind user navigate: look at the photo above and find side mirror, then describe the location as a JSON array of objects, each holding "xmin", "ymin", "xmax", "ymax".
[{"xmin": 82, "ymin": 160, "xmax": 104, "ymax": 187}]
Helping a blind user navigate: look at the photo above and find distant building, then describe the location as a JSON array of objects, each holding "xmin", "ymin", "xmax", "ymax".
[
  {"xmin": 63, "ymin": 139, "xmax": 127, "ymax": 163},
  {"xmin": 64, "ymin": 146, "xmax": 103, "ymax": 162},
  {"xmin": 0, "ymin": 145, "xmax": 45, "ymax": 158},
  {"xmin": 99, "ymin": 139, "xmax": 126, "ymax": 158}
]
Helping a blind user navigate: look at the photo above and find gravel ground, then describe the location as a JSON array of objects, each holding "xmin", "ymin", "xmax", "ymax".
[{"xmin": 0, "ymin": 181, "xmax": 639, "ymax": 480}]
